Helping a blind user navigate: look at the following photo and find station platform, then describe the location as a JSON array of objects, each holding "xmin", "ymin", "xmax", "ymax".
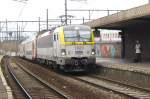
[
  {"xmin": 96, "ymin": 58, "xmax": 150, "ymax": 75},
  {"xmin": 0, "ymin": 55, "xmax": 13, "ymax": 99}
]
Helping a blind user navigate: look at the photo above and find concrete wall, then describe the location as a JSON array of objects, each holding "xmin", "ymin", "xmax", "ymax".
[
  {"xmin": 95, "ymin": 42, "xmax": 121, "ymax": 58},
  {"xmin": 124, "ymin": 24, "xmax": 150, "ymax": 60}
]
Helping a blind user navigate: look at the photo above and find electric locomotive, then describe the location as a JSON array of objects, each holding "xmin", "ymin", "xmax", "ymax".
[
  {"xmin": 19, "ymin": 25, "xmax": 96, "ymax": 72},
  {"xmin": 50, "ymin": 25, "xmax": 96, "ymax": 71}
]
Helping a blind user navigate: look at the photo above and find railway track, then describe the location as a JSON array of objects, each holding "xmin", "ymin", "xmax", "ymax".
[
  {"xmin": 7, "ymin": 58, "xmax": 68, "ymax": 99},
  {"xmin": 91, "ymin": 75, "xmax": 150, "ymax": 94},
  {"xmin": 73, "ymin": 75, "xmax": 150, "ymax": 99},
  {"xmin": 15, "ymin": 57, "xmax": 150, "ymax": 99},
  {"xmin": 16, "ymin": 57, "xmax": 130, "ymax": 99},
  {"xmin": 2, "ymin": 56, "xmax": 26, "ymax": 99}
]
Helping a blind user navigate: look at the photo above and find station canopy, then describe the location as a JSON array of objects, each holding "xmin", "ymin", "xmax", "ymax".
[{"xmin": 84, "ymin": 4, "xmax": 150, "ymax": 29}]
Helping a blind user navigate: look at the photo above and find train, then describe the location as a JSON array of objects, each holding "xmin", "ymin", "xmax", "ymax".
[{"xmin": 18, "ymin": 25, "xmax": 96, "ymax": 72}]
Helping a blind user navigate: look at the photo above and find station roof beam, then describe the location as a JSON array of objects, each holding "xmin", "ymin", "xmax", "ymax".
[{"xmin": 84, "ymin": 4, "xmax": 150, "ymax": 30}]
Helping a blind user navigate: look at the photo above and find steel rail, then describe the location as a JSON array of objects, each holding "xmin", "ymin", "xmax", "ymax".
[
  {"xmin": 16, "ymin": 63, "xmax": 69, "ymax": 99},
  {"xmin": 7, "ymin": 62, "xmax": 32, "ymax": 99},
  {"xmin": 73, "ymin": 76, "xmax": 139, "ymax": 99},
  {"xmin": 91, "ymin": 75, "xmax": 150, "ymax": 93}
]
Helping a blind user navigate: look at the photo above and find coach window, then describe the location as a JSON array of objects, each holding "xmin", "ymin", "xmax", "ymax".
[
  {"xmin": 57, "ymin": 34, "xmax": 58, "ymax": 40},
  {"xmin": 54, "ymin": 35, "xmax": 56, "ymax": 41}
]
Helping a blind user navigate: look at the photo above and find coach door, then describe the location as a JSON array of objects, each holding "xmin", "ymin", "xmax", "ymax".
[
  {"xmin": 53, "ymin": 34, "xmax": 57, "ymax": 57},
  {"xmin": 53, "ymin": 33, "xmax": 59, "ymax": 57}
]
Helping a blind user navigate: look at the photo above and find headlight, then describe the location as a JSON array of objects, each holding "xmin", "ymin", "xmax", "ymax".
[
  {"xmin": 61, "ymin": 52, "xmax": 66, "ymax": 55},
  {"xmin": 91, "ymin": 49, "xmax": 95, "ymax": 55},
  {"xmin": 61, "ymin": 49, "xmax": 66, "ymax": 55},
  {"xmin": 91, "ymin": 51, "xmax": 95, "ymax": 55}
]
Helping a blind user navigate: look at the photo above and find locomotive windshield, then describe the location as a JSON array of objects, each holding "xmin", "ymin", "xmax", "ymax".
[{"xmin": 64, "ymin": 30, "xmax": 92, "ymax": 42}]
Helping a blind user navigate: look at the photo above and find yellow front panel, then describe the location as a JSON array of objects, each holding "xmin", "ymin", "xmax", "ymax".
[
  {"xmin": 59, "ymin": 27, "xmax": 95, "ymax": 46},
  {"xmin": 60, "ymin": 27, "xmax": 65, "ymax": 43}
]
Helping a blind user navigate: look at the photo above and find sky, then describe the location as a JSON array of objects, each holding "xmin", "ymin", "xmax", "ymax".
[
  {"xmin": 0, "ymin": 0, "xmax": 148, "ymax": 21},
  {"xmin": 0, "ymin": 0, "xmax": 148, "ymax": 38}
]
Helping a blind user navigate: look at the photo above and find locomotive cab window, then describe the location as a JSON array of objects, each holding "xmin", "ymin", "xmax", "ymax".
[{"xmin": 64, "ymin": 30, "xmax": 92, "ymax": 42}]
